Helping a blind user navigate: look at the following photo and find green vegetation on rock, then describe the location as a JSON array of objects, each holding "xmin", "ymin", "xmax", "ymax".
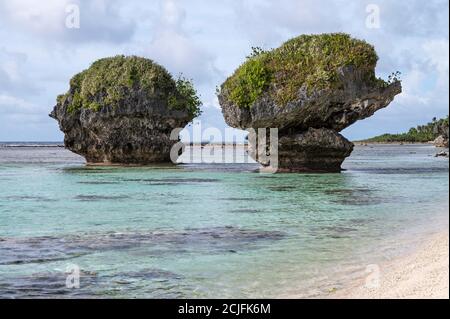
[
  {"xmin": 168, "ymin": 76, "xmax": 203, "ymax": 118},
  {"xmin": 57, "ymin": 55, "xmax": 202, "ymax": 118},
  {"xmin": 227, "ymin": 58, "xmax": 272, "ymax": 109},
  {"xmin": 361, "ymin": 116, "xmax": 449, "ymax": 143},
  {"xmin": 221, "ymin": 33, "xmax": 387, "ymax": 108}
]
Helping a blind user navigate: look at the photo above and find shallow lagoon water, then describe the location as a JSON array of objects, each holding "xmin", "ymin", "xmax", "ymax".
[{"xmin": 0, "ymin": 144, "xmax": 448, "ymax": 298}]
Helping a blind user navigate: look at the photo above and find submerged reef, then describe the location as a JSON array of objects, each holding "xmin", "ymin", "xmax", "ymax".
[
  {"xmin": 50, "ymin": 55, "xmax": 201, "ymax": 164},
  {"xmin": 219, "ymin": 33, "xmax": 402, "ymax": 172}
]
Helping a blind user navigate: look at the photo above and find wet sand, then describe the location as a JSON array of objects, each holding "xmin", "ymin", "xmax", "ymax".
[{"xmin": 336, "ymin": 230, "xmax": 449, "ymax": 299}]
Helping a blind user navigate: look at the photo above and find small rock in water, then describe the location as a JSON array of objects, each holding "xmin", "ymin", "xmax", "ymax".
[{"xmin": 435, "ymin": 151, "xmax": 449, "ymax": 158}]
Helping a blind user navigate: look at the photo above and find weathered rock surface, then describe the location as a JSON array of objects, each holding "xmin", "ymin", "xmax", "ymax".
[
  {"xmin": 221, "ymin": 67, "xmax": 402, "ymax": 133},
  {"xmin": 219, "ymin": 34, "xmax": 402, "ymax": 172},
  {"xmin": 248, "ymin": 128, "xmax": 354, "ymax": 172},
  {"xmin": 50, "ymin": 56, "xmax": 200, "ymax": 165},
  {"xmin": 433, "ymin": 135, "xmax": 449, "ymax": 148},
  {"xmin": 50, "ymin": 102, "xmax": 192, "ymax": 164}
]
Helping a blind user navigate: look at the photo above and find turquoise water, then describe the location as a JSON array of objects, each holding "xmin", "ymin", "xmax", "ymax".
[{"xmin": 0, "ymin": 144, "xmax": 448, "ymax": 298}]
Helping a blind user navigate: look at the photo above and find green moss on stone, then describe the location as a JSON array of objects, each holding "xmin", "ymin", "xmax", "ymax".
[
  {"xmin": 59, "ymin": 55, "xmax": 201, "ymax": 117},
  {"xmin": 222, "ymin": 33, "xmax": 386, "ymax": 108}
]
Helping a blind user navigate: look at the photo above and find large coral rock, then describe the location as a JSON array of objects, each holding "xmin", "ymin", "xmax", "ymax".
[
  {"xmin": 277, "ymin": 129, "xmax": 354, "ymax": 173},
  {"xmin": 50, "ymin": 56, "xmax": 200, "ymax": 165},
  {"xmin": 219, "ymin": 33, "xmax": 402, "ymax": 172},
  {"xmin": 248, "ymin": 128, "xmax": 354, "ymax": 172},
  {"xmin": 50, "ymin": 102, "xmax": 192, "ymax": 164}
]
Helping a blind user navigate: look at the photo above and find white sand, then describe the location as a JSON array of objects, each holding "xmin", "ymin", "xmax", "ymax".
[{"xmin": 337, "ymin": 231, "xmax": 449, "ymax": 299}]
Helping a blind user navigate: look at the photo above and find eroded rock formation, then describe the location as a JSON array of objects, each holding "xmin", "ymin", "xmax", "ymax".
[
  {"xmin": 219, "ymin": 33, "xmax": 402, "ymax": 172},
  {"xmin": 50, "ymin": 56, "xmax": 201, "ymax": 165},
  {"xmin": 434, "ymin": 136, "xmax": 449, "ymax": 148}
]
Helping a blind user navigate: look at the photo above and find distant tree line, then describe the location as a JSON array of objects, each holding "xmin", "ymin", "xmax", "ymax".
[{"xmin": 363, "ymin": 116, "xmax": 449, "ymax": 143}]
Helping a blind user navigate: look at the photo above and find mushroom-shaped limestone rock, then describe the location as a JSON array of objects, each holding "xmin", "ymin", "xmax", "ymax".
[
  {"xmin": 50, "ymin": 55, "xmax": 201, "ymax": 165},
  {"xmin": 219, "ymin": 33, "xmax": 402, "ymax": 172}
]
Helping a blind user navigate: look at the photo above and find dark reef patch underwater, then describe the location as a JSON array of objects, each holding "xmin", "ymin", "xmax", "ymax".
[
  {"xmin": 0, "ymin": 268, "xmax": 186, "ymax": 299},
  {"xmin": 0, "ymin": 227, "xmax": 286, "ymax": 266},
  {"xmin": 0, "ymin": 227, "xmax": 285, "ymax": 298}
]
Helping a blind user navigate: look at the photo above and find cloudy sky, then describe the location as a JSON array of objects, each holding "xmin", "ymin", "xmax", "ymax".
[{"xmin": 0, "ymin": 0, "xmax": 448, "ymax": 142}]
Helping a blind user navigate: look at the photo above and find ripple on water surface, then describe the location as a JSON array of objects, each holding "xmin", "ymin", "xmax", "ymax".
[{"xmin": 0, "ymin": 144, "xmax": 448, "ymax": 298}]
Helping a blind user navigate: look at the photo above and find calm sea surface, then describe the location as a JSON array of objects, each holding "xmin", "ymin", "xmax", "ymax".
[{"xmin": 0, "ymin": 144, "xmax": 448, "ymax": 298}]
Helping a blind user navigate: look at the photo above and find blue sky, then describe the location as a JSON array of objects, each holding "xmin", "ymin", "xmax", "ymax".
[{"xmin": 0, "ymin": 0, "xmax": 448, "ymax": 142}]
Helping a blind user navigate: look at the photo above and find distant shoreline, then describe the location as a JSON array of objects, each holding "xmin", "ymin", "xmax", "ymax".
[
  {"xmin": 353, "ymin": 141, "xmax": 435, "ymax": 145},
  {"xmin": 0, "ymin": 143, "xmax": 64, "ymax": 148},
  {"xmin": 0, "ymin": 142, "xmax": 250, "ymax": 148},
  {"xmin": 0, "ymin": 141, "xmax": 440, "ymax": 148}
]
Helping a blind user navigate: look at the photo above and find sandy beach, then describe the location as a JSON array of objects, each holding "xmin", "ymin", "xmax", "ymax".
[{"xmin": 336, "ymin": 230, "xmax": 449, "ymax": 299}]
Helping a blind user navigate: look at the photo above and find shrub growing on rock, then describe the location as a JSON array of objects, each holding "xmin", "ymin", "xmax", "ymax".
[
  {"xmin": 57, "ymin": 55, "xmax": 201, "ymax": 118},
  {"xmin": 221, "ymin": 33, "xmax": 383, "ymax": 109}
]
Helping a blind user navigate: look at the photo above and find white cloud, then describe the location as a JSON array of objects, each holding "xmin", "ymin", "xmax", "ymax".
[
  {"xmin": 146, "ymin": 0, "xmax": 220, "ymax": 84},
  {"xmin": 423, "ymin": 39, "xmax": 449, "ymax": 87},
  {"xmin": 0, "ymin": 94, "xmax": 35, "ymax": 113},
  {"xmin": 0, "ymin": 94, "xmax": 50, "ymax": 130},
  {"xmin": 0, "ymin": 48, "xmax": 38, "ymax": 95},
  {"xmin": 0, "ymin": 0, "xmax": 448, "ymax": 141},
  {"xmin": 0, "ymin": 0, "xmax": 68, "ymax": 34},
  {"xmin": 0, "ymin": 0, "xmax": 135, "ymax": 43},
  {"xmin": 232, "ymin": 0, "xmax": 346, "ymax": 46}
]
